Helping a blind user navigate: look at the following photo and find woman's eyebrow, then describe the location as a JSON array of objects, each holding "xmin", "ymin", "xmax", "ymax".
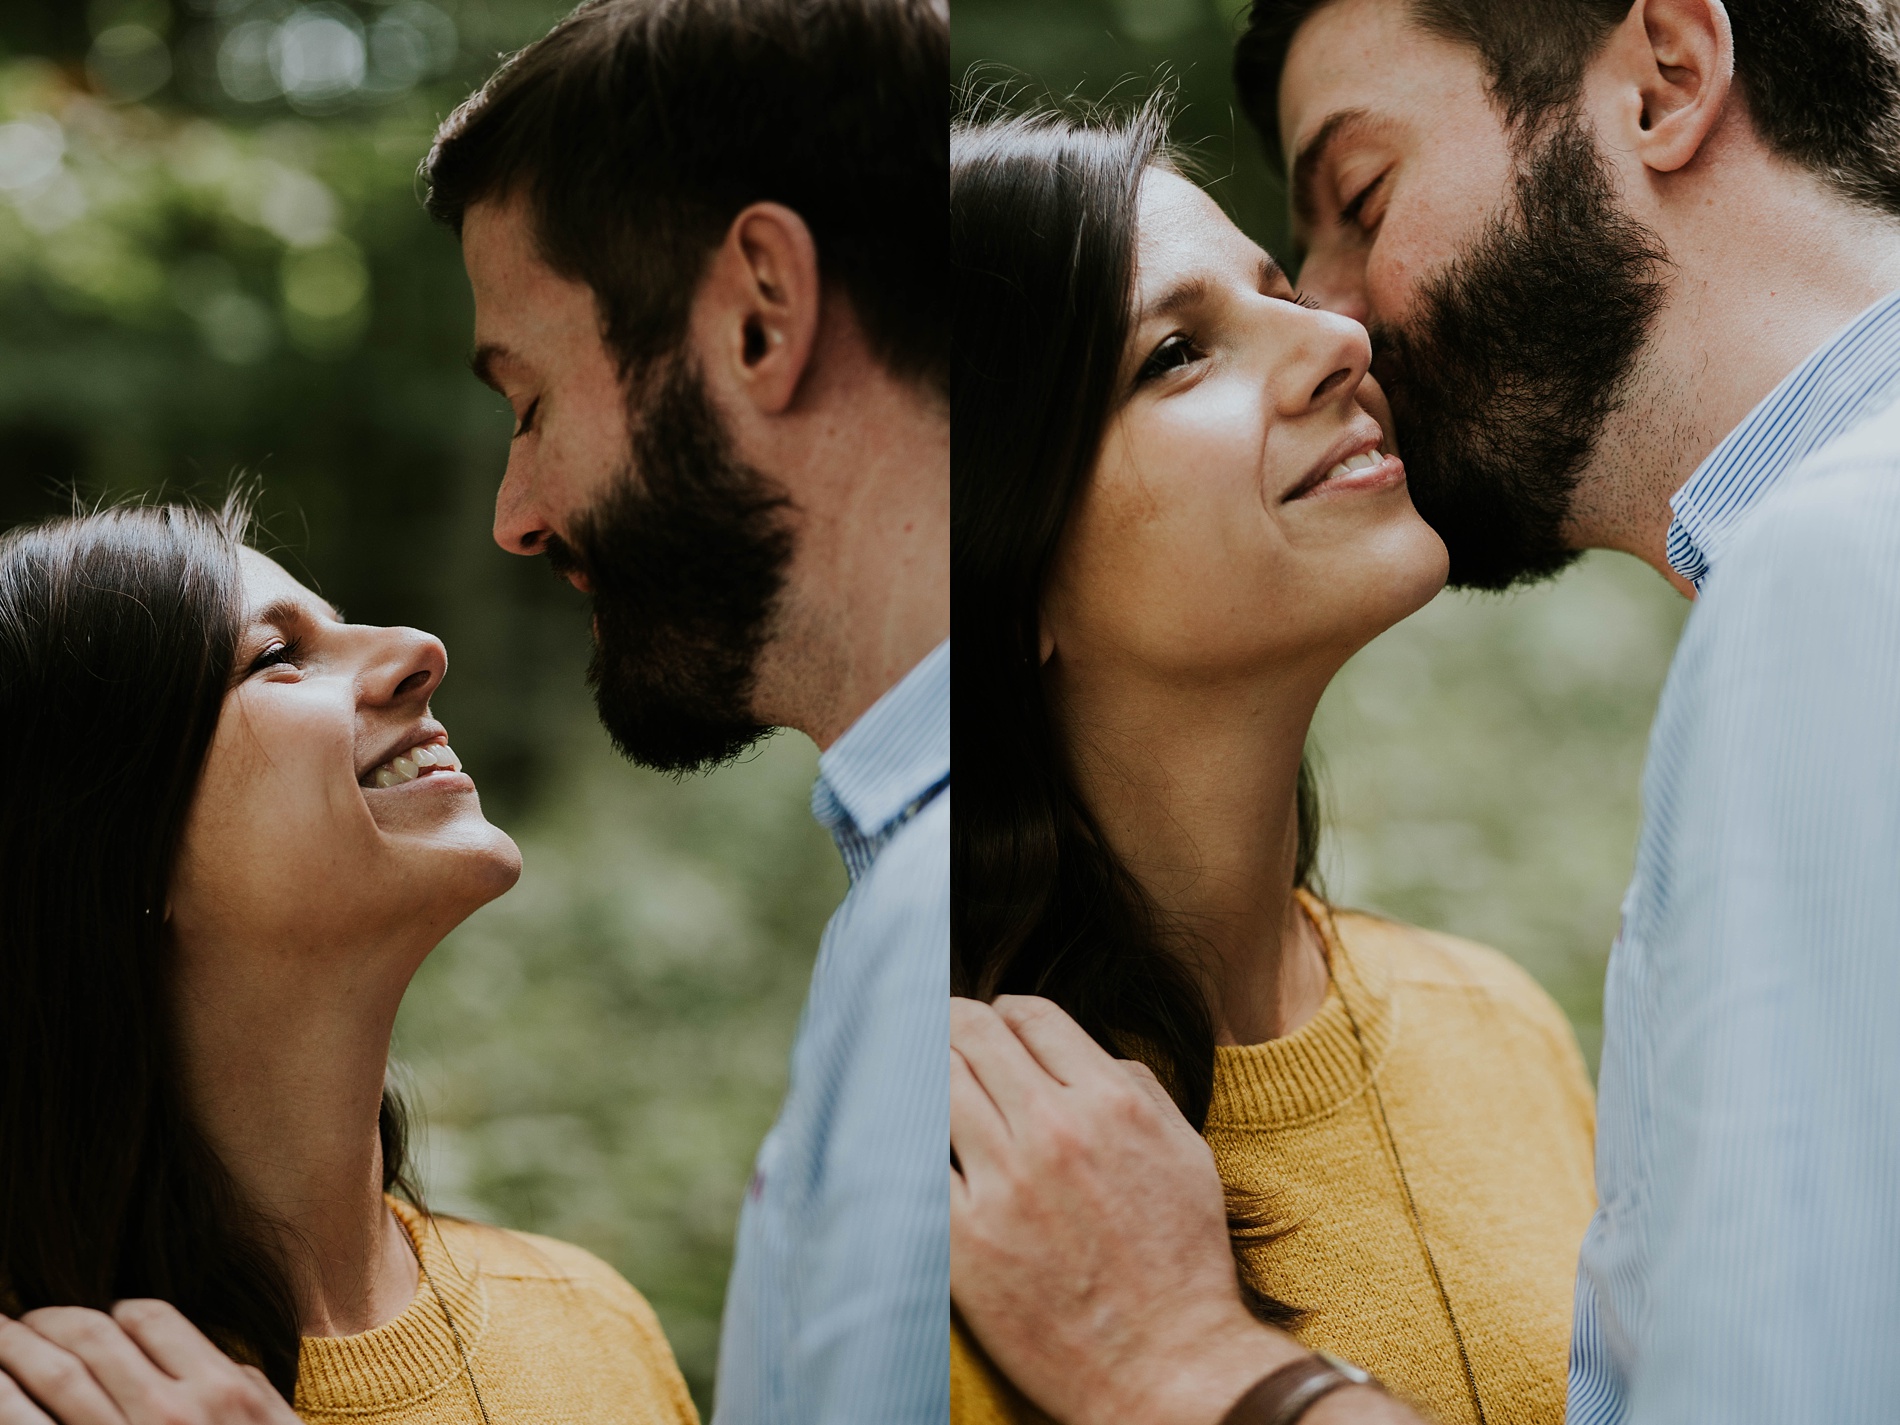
[
  {"xmin": 1141, "ymin": 275, "xmax": 1209, "ymax": 325},
  {"xmin": 1143, "ymin": 252, "xmax": 1287, "ymax": 324},
  {"xmin": 249, "ymin": 596, "xmax": 342, "ymax": 634}
]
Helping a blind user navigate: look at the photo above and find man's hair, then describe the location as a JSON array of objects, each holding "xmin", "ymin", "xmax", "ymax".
[
  {"xmin": 1236, "ymin": 0, "xmax": 1900, "ymax": 216},
  {"xmin": 424, "ymin": 0, "xmax": 948, "ymax": 393}
]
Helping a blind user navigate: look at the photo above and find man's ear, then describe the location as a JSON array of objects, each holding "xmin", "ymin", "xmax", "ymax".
[
  {"xmin": 697, "ymin": 202, "xmax": 822, "ymax": 415},
  {"xmin": 1599, "ymin": 0, "xmax": 1734, "ymax": 174}
]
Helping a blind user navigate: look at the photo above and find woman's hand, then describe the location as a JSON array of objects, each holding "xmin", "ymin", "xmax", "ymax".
[{"xmin": 0, "ymin": 1303, "xmax": 299, "ymax": 1425}]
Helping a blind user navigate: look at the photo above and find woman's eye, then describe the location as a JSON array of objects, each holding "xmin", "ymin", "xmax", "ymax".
[
  {"xmin": 247, "ymin": 639, "xmax": 302, "ymax": 676},
  {"xmin": 512, "ymin": 397, "xmax": 541, "ymax": 439},
  {"xmin": 1136, "ymin": 334, "xmax": 1204, "ymax": 387}
]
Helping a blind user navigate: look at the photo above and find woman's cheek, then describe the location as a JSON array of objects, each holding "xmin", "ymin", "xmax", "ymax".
[{"xmin": 221, "ymin": 688, "xmax": 362, "ymax": 831}]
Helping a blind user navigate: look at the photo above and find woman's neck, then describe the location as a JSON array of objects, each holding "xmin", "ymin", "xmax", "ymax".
[
  {"xmin": 1053, "ymin": 659, "xmax": 1331, "ymax": 1047},
  {"xmin": 170, "ymin": 936, "xmax": 421, "ymax": 1338}
]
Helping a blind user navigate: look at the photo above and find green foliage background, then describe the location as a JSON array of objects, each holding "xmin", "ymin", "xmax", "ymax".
[
  {"xmin": 954, "ymin": 0, "xmax": 1692, "ymax": 1067},
  {"xmin": 0, "ymin": 0, "xmax": 843, "ymax": 1410}
]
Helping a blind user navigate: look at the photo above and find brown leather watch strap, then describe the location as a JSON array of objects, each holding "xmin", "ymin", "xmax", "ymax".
[{"xmin": 1220, "ymin": 1351, "xmax": 1379, "ymax": 1425}]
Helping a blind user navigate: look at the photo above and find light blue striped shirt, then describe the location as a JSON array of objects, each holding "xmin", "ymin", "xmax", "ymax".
[
  {"xmin": 1570, "ymin": 291, "xmax": 1900, "ymax": 1424},
  {"xmin": 713, "ymin": 639, "xmax": 949, "ymax": 1425}
]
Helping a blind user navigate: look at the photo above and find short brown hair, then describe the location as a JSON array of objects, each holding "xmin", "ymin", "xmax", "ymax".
[
  {"xmin": 1237, "ymin": 0, "xmax": 1900, "ymax": 217},
  {"xmin": 425, "ymin": 0, "xmax": 948, "ymax": 392}
]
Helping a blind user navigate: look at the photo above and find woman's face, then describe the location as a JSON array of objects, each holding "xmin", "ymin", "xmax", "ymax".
[
  {"xmin": 1041, "ymin": 169, "xmax": 1448, "ymax": 690},
  {"xmin": 170, "ymin": 549, "xmax": 521, "ymax": 965}
]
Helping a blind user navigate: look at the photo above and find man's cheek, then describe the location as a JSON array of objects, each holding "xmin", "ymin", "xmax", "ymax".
[{"xmin": 1367, "ymin": 232, "xmax": 1435, "ymax": 330}]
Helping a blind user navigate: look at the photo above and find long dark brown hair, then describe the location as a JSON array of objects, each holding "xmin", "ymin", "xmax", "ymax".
[
  {"xmin": 950, "ymin": 100, "xmax": 1318, "ymax": 1325},
  {"xmin": 0, "ymin": 501, "xmax": 416, "ymax": 1398}
]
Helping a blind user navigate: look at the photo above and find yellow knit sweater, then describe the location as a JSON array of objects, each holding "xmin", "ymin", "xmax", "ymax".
[
  {"xmin": 294, "ymin": 1200, "xmax": 698, "ymax": 1424},
  {"xmin": 953, "ymin": 896, "xmax": 1596, "ymax": 1425}
]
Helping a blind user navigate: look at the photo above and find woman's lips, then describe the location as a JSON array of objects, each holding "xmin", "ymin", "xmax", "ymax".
[
  {"xmin": 362, "ymin": 741, "xmax": 465, "ymax": 790},
  {"xmin": 1294, "ymin": 450, "xmax": 1407, "ymax": 500}
]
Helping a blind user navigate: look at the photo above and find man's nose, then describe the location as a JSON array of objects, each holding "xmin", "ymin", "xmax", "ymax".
[{"xmin": 493, "ymin": 453, "xmax": 551, "ymax": 556}]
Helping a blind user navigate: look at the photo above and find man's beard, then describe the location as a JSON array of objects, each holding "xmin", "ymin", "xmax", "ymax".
[
  {"xmin": 1371, "ymin": 111, "xmax": 1670, "ymax": 590},
  {"xmin": 547, "ymin": 357, "xmax": 795, "ymax": 775}
]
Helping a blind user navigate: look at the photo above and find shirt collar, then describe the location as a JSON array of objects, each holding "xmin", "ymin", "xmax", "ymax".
[
  {"xmin": 812, "ymin": 638, "xmax": 949, "ymax": 844},
  {"xmin": 1668, "ymin": 287, "xmax": 1900, "ymax": 590}
]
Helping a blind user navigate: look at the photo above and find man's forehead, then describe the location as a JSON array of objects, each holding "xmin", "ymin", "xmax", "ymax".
[
  {"xmin": 1277, "ymin": 0, "xmax": 1449, "ymax": 157},
  {"xmin": 462, "ymin": 195, "xmax": 601, "ymax": 374},
  {"xmin": 462, "ymin": 196, "xmax": 571, "ymax": 312}
]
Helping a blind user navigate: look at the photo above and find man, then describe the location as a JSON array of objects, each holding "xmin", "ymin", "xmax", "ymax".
[
  {"xmin": 421, "ymin": 5, "xmax": 942, "ymax": 1421},
  {"xmin": 953, "ymin": 1, "xmax": 1900, "ymax": 1422},
  {"xmin": 424, "ymin": 4, "xmax": 949, "ymax": 1422},
  {"xmin": 0, "ymin": 3, "xmax": 948, "ymax": 1425}
]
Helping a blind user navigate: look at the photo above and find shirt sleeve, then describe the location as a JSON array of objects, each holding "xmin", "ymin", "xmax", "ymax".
[
  {"xmin": 795, "ymin": 792, "xmax": 951, "ymax": 1423},
  {"xmin": 1628, "ymin": 462, "xmax": 1900, "ymax": 1423}
]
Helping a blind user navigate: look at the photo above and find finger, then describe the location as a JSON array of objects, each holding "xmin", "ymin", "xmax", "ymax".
[
  {"xmin": 1115, "ymin": 1057, "xmax": 1184, "ymax": 1116},
  {"xmin": 18, "ymin": 1311, "xmax": 164, "ymax": 1424},
  {"xmin": 0, "ymin": 1318, "xmax": 124, "ymax": 1425},
  {"xmin": 108, "ymin": 1301, "xmax": 228, "ymax": 1382},
  {"xmin": 235, "ymin": 1366, "xmax": 299, "ymax": 1425},
  {"xmin": 950, "ymin": 997, "xmax": 1060, "ymax": 1124},
  {"xmin": 0, "ymin": 1368, "xmax": 54, "ymax": 1425},
  {"xmin": 991, "ymin": 994, "xmax": 1123, "ymax": 1086},
  {"xmin": 950, "ymin": 1044, "xmax": 1012, "ymax": 1178}
]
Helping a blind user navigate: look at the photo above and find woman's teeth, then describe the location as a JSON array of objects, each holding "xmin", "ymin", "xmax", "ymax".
[
  {"xmin": 1326, "ymin": 451, "xmax": 1385, "ymax": 480},
  {"xmin": 368, "ymin": 743, "xmax": 463, "ymax": 789}
]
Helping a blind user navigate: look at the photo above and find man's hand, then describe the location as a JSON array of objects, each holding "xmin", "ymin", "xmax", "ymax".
[
  {"xmin": 0, "ymin": 1302, "xmax": 300, "ymax": 1425},
  {"xmin": 951, "ymin": 993, "xmax": 1306, "ymax": 1425}
]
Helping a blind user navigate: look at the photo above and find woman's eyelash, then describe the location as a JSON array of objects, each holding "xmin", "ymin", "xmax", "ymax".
[
  {"xmin": 247, "ymin": 637, "xmax": 303, "ymax": 676},
  {"xmin": 1293, "ymin": 291, "xmax": 1322, "ymax": 311},
  {"xmin": 1136, "ymin": 333, "xmax": 1204, "ymax": 386},
  {"xmin": 512, "ymin": 397, "xmax": 541, "ymax": 438}
]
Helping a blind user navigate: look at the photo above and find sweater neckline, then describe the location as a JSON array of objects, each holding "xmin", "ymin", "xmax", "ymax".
[
  {"xmin": 294, "ymin": 1198, "xmax": 490, "ymax": 1415},
  {"xmin": 1205, "ymin": 891, "xmax": 1398, "ymax": 1130}
]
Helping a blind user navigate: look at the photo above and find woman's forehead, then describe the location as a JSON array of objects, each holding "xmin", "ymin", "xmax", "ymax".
[
  {"xmin": 1134, "ymin": 169, "xmax": 1268, "ymax": 297},
  {"xmin": 237, "ymin": 547, "xmax": 336, "ymax": 624}
]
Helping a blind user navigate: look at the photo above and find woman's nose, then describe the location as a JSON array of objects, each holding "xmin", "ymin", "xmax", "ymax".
[
  {"xmin": 1278, "ymin": 304, "xmax": 1374, "ymax": 417},
  {"xmin": 1296, "ymin": 248, "xmax": 1371, "ymax": 326},
  {"xmin": 371, "ymin": 627, "xmax": 448, "ymax": 705}
]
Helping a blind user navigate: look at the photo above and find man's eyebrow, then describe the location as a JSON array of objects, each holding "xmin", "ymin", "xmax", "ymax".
[
  {"xmin": 1291, "ymin": 108, "xmax": 1373, "ymax": 230},
  {"xmin": 468, "ymin": 342, "xmax": 509, "ymax": 394}
]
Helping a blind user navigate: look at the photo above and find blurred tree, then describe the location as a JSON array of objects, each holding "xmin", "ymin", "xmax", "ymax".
[
  {"xmin": 954, "ymin": 0, "xmax": 1293, "ymax": 257},
  {"xmin": 0, "ymin": 0, "xmax": 846, "ymax": 1410}
]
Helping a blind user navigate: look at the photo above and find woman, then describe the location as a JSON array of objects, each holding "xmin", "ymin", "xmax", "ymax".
[
  {"xmin": 951, "ymin": 104, "xmax": 1596, "ymax": 1425},
  {"xmin": 0, "ymin": 502, "xmax": 698, "ymax": 1424}
]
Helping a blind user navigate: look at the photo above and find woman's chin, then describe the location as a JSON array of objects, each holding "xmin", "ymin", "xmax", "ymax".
[
  {"xmin": 377, "ymin": 818, "xmax": 524, "ymax": 917},
  {"xmin": 442, "ymin": 825, "xmax": 525, "ymax": 904}
]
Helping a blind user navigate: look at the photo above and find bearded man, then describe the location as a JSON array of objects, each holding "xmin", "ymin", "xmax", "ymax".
[
  {"xmin": 950, "ymin": 3, "xmax": 1900, "ymax": 1424},
  {"xmin": 425, "ymin": 2, "xmax": 949, "ymax": 1422}
]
